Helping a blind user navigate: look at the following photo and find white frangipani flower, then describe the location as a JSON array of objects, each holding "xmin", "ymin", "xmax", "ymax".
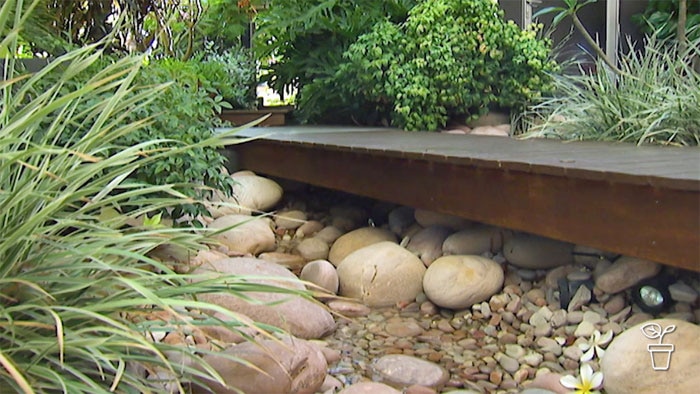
[
  {"xmin": 560, "ymin": 363, "xmax": 604, "ymax": 394},
  {"xmin": 578, "ymin": 329, "xmax": 613, "ymax": 362}
]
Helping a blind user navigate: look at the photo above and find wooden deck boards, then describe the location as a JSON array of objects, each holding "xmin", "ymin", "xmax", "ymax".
[{"xmin": 226, "ymin": 126, "xmax": 700, "ymax": 271}]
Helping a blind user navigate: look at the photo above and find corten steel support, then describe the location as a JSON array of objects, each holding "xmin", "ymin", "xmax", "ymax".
[{"xmin": 229, "ymin": 137, "xmax": 700, "ymax": 272}]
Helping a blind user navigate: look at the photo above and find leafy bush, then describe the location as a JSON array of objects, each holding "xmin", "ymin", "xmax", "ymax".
[
  {"xmin": 32, "ymin": 54, "xmax": 237, "ymax": 221},
  {"xmin": 633, "ymin": 0, "xmax": 700, "ymax": 42},
  {"xmin": 332, "ymin": 0, "xmax": 557, "ymax": 131},
  {"xmin": 256, "ymin": 0, "xmax": 418, "ymax": 121},
  {"xmin": 517, "ymin": 35, "xmax": 700, "ymax": 146},
  {"xmin": 196, "ymin": 46, "xmax": 258, "ymax": 109}
]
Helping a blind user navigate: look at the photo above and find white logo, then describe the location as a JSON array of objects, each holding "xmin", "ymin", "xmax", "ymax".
[{"xmin": 640, "ymin": 322, "xmax": 676, "ymax": 371}]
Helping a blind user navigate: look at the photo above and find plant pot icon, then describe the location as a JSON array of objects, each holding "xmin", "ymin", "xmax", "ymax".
[{"xmin": 647, "ymin": 343, "xmax": 674, "ymax": 371}]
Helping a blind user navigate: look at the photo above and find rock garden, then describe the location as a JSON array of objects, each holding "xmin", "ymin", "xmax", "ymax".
[{"xmin": 163, "ymin": 170, "xmax": 700, "ymax": 394}]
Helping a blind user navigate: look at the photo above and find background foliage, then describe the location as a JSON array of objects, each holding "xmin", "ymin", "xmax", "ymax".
[
  {"xmin": 329, "ymin": 0, "xmax": 556, "ymax": 131},
  {"xmin": 634, "ymin": 0, "xmax": 700, "ymax": 42},
  {"xmin": 255, "ymin": 0, "xmax": 418, "ymax": 122}
]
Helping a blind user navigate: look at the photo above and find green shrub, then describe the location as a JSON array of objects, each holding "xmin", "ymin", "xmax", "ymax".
[
  {"xmin": 333, "ymin": 0, "xmax": 557, "ymax": 131},
  {"xmin": 256, "ymin": 0, "xmax": 418, "ymax": 122},
  {"xmin": 196, "ymin": 46, "xmax": 258, "ymax": 109},
  {"xmin": 633, "ymin": 0, "xmax": 700, "ymax": 42},
  {"xmin": 31, "ymin": 55, "xmax": 237, "ymax": 221},
  {"xmin": 517, "ymin": 35, "xmax": 700, "ymax": 146}
]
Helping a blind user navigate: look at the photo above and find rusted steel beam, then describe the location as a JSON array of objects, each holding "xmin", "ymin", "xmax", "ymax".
[{"xmin": 230, "ymin": 140, "xmax": 700, "ymax": 272}]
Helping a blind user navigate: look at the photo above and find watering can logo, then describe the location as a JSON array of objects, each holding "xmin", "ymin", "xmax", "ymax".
[{"xmin": 640, "ymin": 322, "xmax": 676, "ymax": 371}]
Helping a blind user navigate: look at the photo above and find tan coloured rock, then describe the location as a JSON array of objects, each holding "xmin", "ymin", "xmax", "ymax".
[
  {"xmin": 595, "ymin": 256, "xmax": 661, "ymax": 294},
  {"xmin": 503, "ymin": 233, "xmax": 574, "ymax": 269},
  {"xmin": 275, "ymin": 209, "xmax": 307, "ymax": 230},
  {"xmin": 296, "ymin": 220, "xmax": 324, "ymax": 238},
  {"xmin": 194, "ymin": 336, "xmax": 327, "ymax": 394},
  {"xmin": 414, "ymin": 209, "xmax": 472, "ymax": 230},
  {"xmin": 329, "ymin": 205, "xmax": 368, "ymax": 232},
  {"xmin": 423, "ymin": 255, "xmax": 504, "ymax": 309},
  {"xmin": 442, "ymin": 225, "xmax": 504, "ymax": 255},
  {"xmin": 406, "ymin": 226, "xmax": 452, "ymax": 266},
  {"xmin": 300, "ymin": 259, "xmax": 339, "ymax": 294},
  {"xmin": 295, "ymin": 237, "xmax": 330, "ymax": 261},
  {"xmin": 371, "ymin": 354, "xmax": 449, "ymax": 388},
  {"xmin": 208, "ymin": 171, "xmax": 283, "ymax": 217},
  {"xmin": 339, "ymin": 382, "xmax": 402, "ymax": 394},
  {"xmin": 469, "ymin": 124, "xmax": 510, "ymax": 137},
  {"xmin": 258, "ymin": 252, "xmax": 306, "ymax": 273},
  {"xmin": 601, "ymin": 319, "xmax": 700, "ymax": 394},
  {"xmin": 326, "ymin": 300, "xmax": 371, "ymax": 317},
  {"xmin": 336, "ymin": 242, "xmax": 426, "ymax": 307},
  {"xmin": 315, "ymin": 226, "xmax": 344, "ymax": 244},
  {"xmin": 388, "ymin": 206, "xmax": 416, "ymax": 236},
  {"xmin": 193, "ymin": 257, "xmax": 335, "ymax": 339},
  {"xmin": 208, "ymin": 215, "xmax": 275, "ymax": 255},
  {"xmin": 328, "ymin": 227, "xmax": 397, "ymax": 266}
]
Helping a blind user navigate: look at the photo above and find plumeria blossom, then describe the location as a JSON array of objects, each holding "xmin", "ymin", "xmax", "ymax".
[
  {"xmin": 579, "ymin": 329, "xmax": 613, "ymax": 362},
  {"xmin": 561, "ymin": 363, "xmax": 604, "ymax": 394}
]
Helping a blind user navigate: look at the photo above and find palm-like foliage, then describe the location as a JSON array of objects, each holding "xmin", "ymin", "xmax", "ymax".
[{"xmin": 1, "ymin": 1, "xmax": 305, "ymax": 392}]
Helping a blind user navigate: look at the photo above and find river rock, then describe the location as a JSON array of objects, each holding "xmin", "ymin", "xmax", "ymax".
[
  {"xmin": 336, "ymin": 242, "xmax": 426, "ymax": 307},
  {"xmin": 258, "ymin": 252, "xmax": 306, "ymax": 273},
  {"xmin": 275, "ymin": 209, "xmax": 307, "ymax": 230},
  {"xmin": 193, "ymin": 257, "xmax": 335, "ymax": 339},
  {"xmin": 601, "ymin": 318, "xmax": 700, "ymax": 394},
  {"xmin": 295, "ymin": 237, "xmax": 330, "ymax": 261},
  {"xmin": 371, "ymin": 354, "xmax": 449, "ymax": 388},
  {"xmin": 328, "ymin": 227, "xmax": 397, "ymax": 266},
  {"xmin": 422, "ymin": 255, "xmax": 504, "ymax": 309},
  {"xmin": 296, "ymin": 220, "xmax": 324, "ymax": 238},
  {"xmin": 594, "ymin": 256, "xmax": 661, "ymax": 294},
  {"xmin": 208, "ymin": 215, "xmax": 275, "ymax": 255},
  {"xmin": 406, "ymin": 226, "xmax": 452, "ymax": 266},
  {"xmin": 300, "ymin": 259, "xmax": 339, "ymax": 294},
  {"xmin": 194, "ymin": 336, "xmax": 327, "ymax": 394},
  {"xmin": 414, "ymin": 209, "xmax": 472, "ymax": 230},
  {"xmin": 442, "ymin": 225, "xmax": 504, "ymax": 255},
  {"xmin": 503, "ymin": 233, "xmax": 574, "ymax": 269},
  {"xmin": 315, "ymin": 226, "xmax": 344, "ymax": 244},
  {"xmin": 388, "ymin": 206, "xmax": 416, "ymax": 236},
  {"xmin": 208, "ymin": 172, "xmax": 283, "ymax": 217},
  {"xmin": 339, "ymin": 382, "xmax": 402, "ymax": 394},
  {"xmin": 668, "ymin": 281, "xmax": 698, "ymax": 304},
  {"xmin": 572, "ymin": 245, "xmax": 617, "ymax": 266},
  {"xmin": 329, "ymin": 205, "xmax": 368, "ymax": 232}
]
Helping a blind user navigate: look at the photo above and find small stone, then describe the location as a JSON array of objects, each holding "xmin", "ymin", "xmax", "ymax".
[
  {"xmin": 668, "ymin": 282, "xmax": 698, "ymax": 304},
  {"xmin": 372, "ymin": 355, "xmax": 449, "ymax": 388},
  {"xmin": 499, "ymin": 332, "xmax": 517, "ymax": 345},
  {"xmin": 624, "ymin": 312, "xmax": 653, "ymax": 327},
  {"xmin": 275, "ymin": 209, "xmax": 307, "ymax": 230},
  {"xmin": 550, "ymin": 310, "xmax": 567, "ymax": 328},
  {"xmin": 300, "ymin": 259, "xmax": 339, "ymax": 294},
  {"xmin": 315, "ymin": 226, "xmax": 344, "ymax": 244},
  {"xmin": 522, "ymin": 352, "xmax": 544, "ymax": 367},
  {"xmin": 534, "ymin": 323, "xmax": 553, "ymax": 337},
  {"xmin": 567, "ymin": 285, "xmax": 592, "ymax": 312},
  {"xmin": 574, "ymin": 321, "xmax": 595, "ymax": 337},
  {"xmin": 603, "ymin": 294, "xmax": 627, "ymax": 315},
  {"xmin": 505, "ymin": 344, "xmax": 526, "ymax": 359},
  {"xmin": 385, "ymin": 320, "xmax": 425, "ymax": 337},
  {"xmin": 296, "ymin": 220, "xmax": 324, "ymax": 238},
  {"xmin": 536, "ymin": 337, "xmax": 562, "ymax": 356},
  {"xmin": 338, "ymin": 382, "xmax": 402, "ymax": 394},
  {"xmin": 489, "ymin": 370, "xmax": 503, "ymax": 385},
  {"xmin": 295, "ymin": 237, "xmax": 330, "ymax": 261},
  {"xmin": 562, "ymin": 345, "xmax": 583, "ymax": 360},
  {"xmin": 595, "ymin": 256, "xmax": 661, "ymax": 294},
  {"xmin": 582, "ymin": 311, "xmax": 603, "ymax": 324},
  {"xmin": 420, "ymin": 301, "xmax": 439, "ymax": 316},
  {"xmin": 405, "ymin": 385, "xmax": 437, "ymax": 394},
  {"xmin": 327, "ymin": 300, "xmax": 371, "ymax": 317},
  {"xmin": 609, "ymin": 305, "xmax": 631, "ymax": 324},
  {"xmin": 495, "ymin": 353, "xmax": 520, "ymax": 373},
  {"xmin": 566, "ymin": 271, "xmax": 592, "ymax": 282}
]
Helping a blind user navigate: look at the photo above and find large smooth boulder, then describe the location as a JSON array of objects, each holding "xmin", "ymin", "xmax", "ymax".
[
  {"xmin": 601, "ymin": 319, "xmax": 700, "ymax": 394},
  {"xmin": 503, "ymin": 233, "xmax": 574, "ymax": 269},
  {"xmin": 339, "ymin": 382, "xmax": 402, "ymax": 394},
  {"xmin": 406, "ymin": 225, "xmax": 452, "ymax": 266},
  {"xmin": 275, "ymin": 209, "xmax": 307, "ymax": 230},
  {"xmin": 194, "ymin": 336, "xmax": 327, "ymax": 394},
  {"xmin": 336, "ymin": 242, "xmax": 426, "ymax": 307},
  {"xmin": 423, "ymin": 255, "xmax": 504, "ymax": 309},
  {"xmin": 414, "ymin": 209, "xmax": 472, "ymax": 230},
  {"xmin": 193, "ymin": 258, "xmax": 336, "ymax": 339},
  {"xmin": 442, "ymin": 225, "xmax": 504, "ymax": 255},
  {"xmin": 208, "ymin": 215, "xmax": 275, "ymax": 255},
  {"xmin": 328, "ymin": 227, "xmax": 397, "ymax": 266},
  {"xmin": 208, "ymin": 171, "xmax": 283, "ymax": 217},
  {"xmin": 595, "ymin": 256, "xmax": 661, "ymax": 294}
]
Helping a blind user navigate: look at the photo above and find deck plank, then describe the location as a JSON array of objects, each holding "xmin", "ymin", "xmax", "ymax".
[{"xmin": 226, "ymin": 126, "xmax": 700, "ymax": 271}]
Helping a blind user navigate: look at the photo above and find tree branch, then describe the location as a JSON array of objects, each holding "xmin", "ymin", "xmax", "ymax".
[{"xmin": 571, "ymin": 12, "xmax": 625, "ymax": 75}]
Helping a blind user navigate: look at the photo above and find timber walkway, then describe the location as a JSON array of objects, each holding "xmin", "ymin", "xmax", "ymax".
[{"xmin": 225, "ymin": 126, "xmax": 700, "ymax": 272}]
